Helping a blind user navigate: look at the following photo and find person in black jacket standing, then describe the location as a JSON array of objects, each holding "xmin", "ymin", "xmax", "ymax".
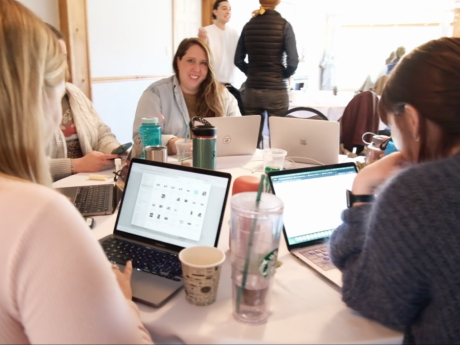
[{"xmin": 235, "ymin": 0, "xmax": 298, "ymax": 148}]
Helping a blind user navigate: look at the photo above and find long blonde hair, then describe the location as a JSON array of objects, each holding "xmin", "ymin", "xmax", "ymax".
[
  {"xmin": 173, "ymin": 38, "xmax": 225, "ymax": 118},
  {"xmin": 0, "ymin": 0, "xmax": 66, "ymax": 186}
]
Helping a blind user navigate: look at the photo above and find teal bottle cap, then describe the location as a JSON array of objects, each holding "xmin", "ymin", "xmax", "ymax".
[{"xmin": 142, "ymin": 117, "xmax": 159, "ymax": 124}]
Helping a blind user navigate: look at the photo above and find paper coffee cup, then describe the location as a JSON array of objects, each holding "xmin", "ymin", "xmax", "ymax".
[{"xmin": 179, "ymin": 246, "xmax": 225, "ymax": 306}]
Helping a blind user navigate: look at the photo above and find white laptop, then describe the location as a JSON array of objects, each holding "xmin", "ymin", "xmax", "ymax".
[
  {"xmin": 267, "ymin": 162, "xmax": 358, "ymax": 287},
  {"xmin": 99, "ymin": 158, "xmax": 231, "ymax": 307},
  {"xmin": 269, "ymin": 117, "xmax": 340, "ymax": 165},
  {"xmin": 206, "ymin": 115, "xmax": 261, "ymax": 156}
]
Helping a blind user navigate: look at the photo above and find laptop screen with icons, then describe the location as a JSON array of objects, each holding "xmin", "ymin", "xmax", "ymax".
[{"xmin": 115, "ymin": 160, "xmax": 229, "ymax": 249}]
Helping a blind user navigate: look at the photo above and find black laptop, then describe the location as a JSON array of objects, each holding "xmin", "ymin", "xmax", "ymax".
[{"xmin": 99, "ymin": 158, "xmax": 232, "ymax": 307}]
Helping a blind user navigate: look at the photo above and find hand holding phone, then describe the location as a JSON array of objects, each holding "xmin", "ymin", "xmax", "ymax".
[{"xmin": 111, "ymin": 142, "xmax": 132, "ymax": 155}]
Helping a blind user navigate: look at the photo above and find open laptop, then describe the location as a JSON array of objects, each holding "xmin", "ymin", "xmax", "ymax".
[
  {"xmin": 206, "ymin": 115, "xmax": 261, "ymax": 156},
  {"xmin": 267, "ymin": 162, "xmax": 358, "ymax": 287},
  {"xmin": 269, "ymin": 117, "xmax": 340, "ymax": 165},
  {"xmin": 100, "ymin": 158, "xmax": 232, "ymax": 307},
  {"xmin": 58, "ymin": 184, "xmax": 122, "ymax": 217}
]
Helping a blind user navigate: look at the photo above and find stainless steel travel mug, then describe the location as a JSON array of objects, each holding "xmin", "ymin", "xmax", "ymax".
[
  {"xmin": 189, "ymin": 117, "xmax": 216, "ymax": 170},
  {"xmin": 144, "ymin": 145, "xmax": 167, "ymax": 163}
]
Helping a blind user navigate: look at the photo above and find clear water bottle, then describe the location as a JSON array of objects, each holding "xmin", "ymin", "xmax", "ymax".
[{"xmin": 139, "ymin": 117, "xmax": 162, "ymax": 159}]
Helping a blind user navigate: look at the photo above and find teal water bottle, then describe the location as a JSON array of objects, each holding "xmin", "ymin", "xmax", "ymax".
[
  {"xmin": 139, "ymin": 117, "xmax": 162, "ymax": 159},
  {"xmin": 190, "ymin": 117, "xmax": 216, "ymax": 170}
]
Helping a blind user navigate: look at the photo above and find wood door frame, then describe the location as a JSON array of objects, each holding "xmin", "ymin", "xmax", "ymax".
[
  {"xmin": 202, "ymin": 0, "xmax": 214, "ymax": 27},
  {"xmin": 59, "ymin": 0, "xmax": 92, "ymax": 100}
]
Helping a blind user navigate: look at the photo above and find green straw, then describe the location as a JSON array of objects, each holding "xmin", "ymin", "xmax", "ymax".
[{"xmin": 236, "ymin": 174, "xmax": 265, "ymax": 314}]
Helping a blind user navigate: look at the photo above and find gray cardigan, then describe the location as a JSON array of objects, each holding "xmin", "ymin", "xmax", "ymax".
[
  {"xmin": 329, "ymin": 153, "xmax": 460, "ymax": 344},
  {"xmin": 132, "ymin": 75, "xmax": 241, "ymax": 158}
]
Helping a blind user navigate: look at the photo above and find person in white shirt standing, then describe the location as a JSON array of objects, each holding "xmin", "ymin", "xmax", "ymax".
[{"xmin": 198, "ymin": 0, "xmax": 239, "ymax": 86}]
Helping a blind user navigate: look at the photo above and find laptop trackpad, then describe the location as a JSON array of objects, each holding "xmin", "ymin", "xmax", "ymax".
[{"xmin": 130, "ymin": 268, "xmax": 183, "ymax": 307}]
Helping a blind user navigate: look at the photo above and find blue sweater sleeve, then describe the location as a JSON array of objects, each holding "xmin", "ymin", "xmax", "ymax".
[{"xmin": 329, "ymin": 171, "xmax": 430, "ymax": 329}]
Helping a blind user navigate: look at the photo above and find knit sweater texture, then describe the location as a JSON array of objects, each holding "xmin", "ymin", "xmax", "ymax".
[
  {"xmin": 329, "ymin": 152, "xmax": 460, "ymax": 344},
  {"xmin": 47, "ymin": 83, "xmax": 120, "ymax": 181}
]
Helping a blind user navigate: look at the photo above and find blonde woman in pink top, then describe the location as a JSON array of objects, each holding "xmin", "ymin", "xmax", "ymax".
[{"xmin": 0, "ymin": 1, "xmax": 152, "ymax": 343}]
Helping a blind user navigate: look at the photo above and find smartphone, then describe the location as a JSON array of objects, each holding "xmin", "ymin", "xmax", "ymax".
[{"xmin": 111, "ymin": 142, "xmax": 132, "ymax": 155}]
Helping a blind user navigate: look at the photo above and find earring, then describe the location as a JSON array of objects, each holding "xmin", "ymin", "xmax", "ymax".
[{"xmin": 414, "ymin": 136, "xmax": 420, "ymax": 142}]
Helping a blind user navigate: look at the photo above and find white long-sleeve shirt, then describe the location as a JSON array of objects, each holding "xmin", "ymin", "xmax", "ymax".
[{"xmin": 0, "ymin": 174, "xmax": 152, "ymax": 344}]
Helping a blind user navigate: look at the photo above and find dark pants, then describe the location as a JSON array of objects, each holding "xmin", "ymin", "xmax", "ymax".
[{"xmin": 243, "ymin": 88, "xmax": 289, "ymax": 148}]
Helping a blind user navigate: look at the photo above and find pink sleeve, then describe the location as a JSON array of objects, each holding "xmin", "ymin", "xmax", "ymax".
[{"xmin": 9, "ymin": 193, "xmax": 153, "ymax": 344}]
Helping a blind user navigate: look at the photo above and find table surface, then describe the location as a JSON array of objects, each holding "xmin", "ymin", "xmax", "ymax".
[{"xmin": 53, "ymin": 151, "xmax": 403, "ymax": 344}]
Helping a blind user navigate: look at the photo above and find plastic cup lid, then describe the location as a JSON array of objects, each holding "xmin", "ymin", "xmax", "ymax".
[{"xmin": 232, "ymin": 192, "xmax": 284, "ymax": 215}]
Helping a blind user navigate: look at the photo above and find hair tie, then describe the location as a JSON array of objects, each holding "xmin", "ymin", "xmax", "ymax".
[{"xmin": 252, "ymin": 6, "xmax": 266, "ymax": 17}]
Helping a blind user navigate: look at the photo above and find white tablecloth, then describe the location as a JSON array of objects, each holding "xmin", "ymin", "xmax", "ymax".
[
  {"xmin": 289, "ymin": 90, "xmax": 355, "ymax": 122},
  {"xmin": 53, "ymin": 152, "xmax": 403, "ymax": 344}
]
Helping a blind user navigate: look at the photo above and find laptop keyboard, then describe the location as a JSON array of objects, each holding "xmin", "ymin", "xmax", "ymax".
[
  {"xmin": 74, "ymin": 185, "xmax": 111, "ymax": 214},
  {"xmin": 299, "ymin": 244, "xmax": 335, "ymax": 271},
  {"xmin": 101, "ymin": 237, "xmax": 182, "ymax": 281}
]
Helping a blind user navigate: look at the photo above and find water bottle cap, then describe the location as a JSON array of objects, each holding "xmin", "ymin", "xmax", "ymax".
[
  {"xmin": 142, "ymin": 117, "xmax": 159, "ymax": 124},
  {"xmin": 189, "ymin": 116, "xmax": 216, "ymax": 137}
]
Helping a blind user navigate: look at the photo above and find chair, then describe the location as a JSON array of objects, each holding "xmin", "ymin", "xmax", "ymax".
[
  {"xmin": 339, "ymin": 91, "xmax": 379, "ymax": 154},
  {"xmin": 284, "ymin": 107, "xmax": 328, "ymax": 120}
]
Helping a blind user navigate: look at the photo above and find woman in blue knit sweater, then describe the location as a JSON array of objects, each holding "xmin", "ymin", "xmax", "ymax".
[{"xmin": 329, "ymin": 37, "xmax": 460, "ymax": 344}]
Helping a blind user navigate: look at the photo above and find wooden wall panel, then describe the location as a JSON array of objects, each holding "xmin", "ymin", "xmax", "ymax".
[
  {"xmin": 202, "ymin": 0, "xmax": 214, "ymax": 27},
  {"xmin": 59, "ymin": 0, "xmax": 92, "ymax": 99},
  {"xmin": 454, "ymin": 8, "xmax": 460, "ymax": 37}
]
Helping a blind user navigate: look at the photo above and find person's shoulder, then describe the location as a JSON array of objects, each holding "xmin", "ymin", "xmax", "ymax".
[
  {"xmin": 383, "ymin": 153, "xmax": 460, "ymax": 202},
  {"xmin": 65, "ymin": 82, "xmax": 89, "ymax": 102},
  {"xmin": 145, "ymin": 76, "xmax": 175, "ymax": 92},
  {"xmin": 0, "ymin": 175, "xmax": 76, "ymax": 226}
]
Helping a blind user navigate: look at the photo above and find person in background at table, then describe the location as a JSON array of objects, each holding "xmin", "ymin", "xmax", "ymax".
[
  {"xmin": 0, "ymin": 1, "xmax": 152, "ymax": 343},
  {"xmin": 235, "ymin": 0, "xmax": 298, "ymax": 148},
  {"xmin": 133, "ymin": 37, "xmax": 241, "ymax": 157},
  {"xmin": 329, "ymin": 37, "xmax": 460, "ymax": 344},
  {"xmin": 386, "ymin": 46, "xmax": 405, "ymax": 74},
  {"xmin": 46, "ymin": 24, "xmax": 120, "ymax": 181},
  {"xmin": 198, "ymin": 0, "xmax": 239, "ymax": 86}
]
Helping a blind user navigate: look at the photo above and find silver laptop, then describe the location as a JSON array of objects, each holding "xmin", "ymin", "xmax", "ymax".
[
  {"xmin": 269, "ymin": 117, "xmax": 340, "ymax": 165},
  {"xmin": 100, "ymin": 158, "xmax": 231, "ymax": 307},
  {"xmin": 206, "ymin": 115, "xmax": 261, "ymax": 156},
  {"xmin": 58, "ymin": 184, "xmax": 122, "ymax": 217},
  {"xmin": 267, "ymin": 162, "xmax": 358, "ymax": 287}
]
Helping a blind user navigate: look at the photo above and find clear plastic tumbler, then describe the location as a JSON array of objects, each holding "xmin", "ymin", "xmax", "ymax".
[{"xmin": 230, "ymin": 192, "xmax": 284, "ymax": 324}]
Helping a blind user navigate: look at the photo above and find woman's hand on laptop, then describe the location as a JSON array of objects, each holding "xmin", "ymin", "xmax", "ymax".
[
  {"xmin": 72, "ymin": 151, "xmax": 119, "ymax": 173},
  {"xmin": 112, "ymin": 260, "xmax": 133, "ymax": 300},
  {"xmin": 352, "ymin": 152, "xmax": 407, "ymax": 196}
]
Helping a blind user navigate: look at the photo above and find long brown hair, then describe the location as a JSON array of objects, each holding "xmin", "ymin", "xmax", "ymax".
[
  {"xmin": 173, "ymin": 38, "xmax": 225, "ymax": 118},
  {"xmin": 0, "ymin": 0, "xmax": 66, "ymax": 186},
  {"xmin": 379, "ymin": 37, "xmax": 460, "ymax": 162}
]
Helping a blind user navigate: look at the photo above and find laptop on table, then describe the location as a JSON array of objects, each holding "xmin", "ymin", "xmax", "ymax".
[
  {"xmin": 100, "ymin": 158, "xmax": 232, "ymax": 307},
  {"xmin": 267, "ymin": 162, "xmax": 358, "ymax": 287},
  {"xmin": 58, "ymin": 183, "xmax": 122, "ymax": 217},
  {"xmin": 206, "ymin": 115, "xmax": 261, "ymax": 156},
  {"xmin": 269, "ymin": 117, "xmax": 340, "ymax": 165}
]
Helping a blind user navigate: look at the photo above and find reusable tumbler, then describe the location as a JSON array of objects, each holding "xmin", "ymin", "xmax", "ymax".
[
  {"xmin": 230, "ymin": 192, "xmax": 284, "ymax": 324},
  {"xmin": 190, "ymin": 117, "xmax": 216, "ymax": 170}
]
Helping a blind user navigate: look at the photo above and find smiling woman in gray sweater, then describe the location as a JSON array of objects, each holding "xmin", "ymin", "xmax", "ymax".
[{"xmin": 329, "ymin": 37, "xmax": 460, "ymax": 344}]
